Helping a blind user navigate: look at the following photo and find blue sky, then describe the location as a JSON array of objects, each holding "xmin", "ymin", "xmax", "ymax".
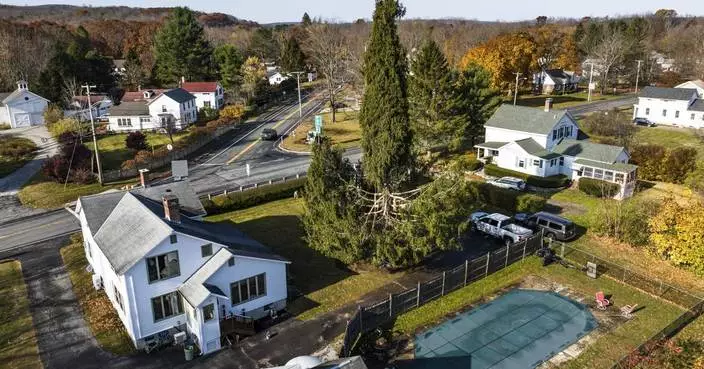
[{"xmin": 5, "ymin": 0, "xmax": 704, "ymax": 23}]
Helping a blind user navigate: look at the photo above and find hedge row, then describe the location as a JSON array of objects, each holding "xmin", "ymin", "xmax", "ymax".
[
  {"xmin": 472, "ymin": 182, "xmax": 547, "ymax": 213},
  {"xmin": 484, "ymin": 164, "xmax": 569, "ymax": 188},
  {"xmin": 202, "ymin": 178, "xmax": 306, "ymax": 215},
  {"xmin": 578, "ymin": 177, "xmax": 620, "ymax": 198}
]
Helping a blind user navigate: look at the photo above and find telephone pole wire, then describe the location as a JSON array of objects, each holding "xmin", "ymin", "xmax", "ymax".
[{"xmin": 82, "ymin": 84, "xmax": 103, "ymax": 185}]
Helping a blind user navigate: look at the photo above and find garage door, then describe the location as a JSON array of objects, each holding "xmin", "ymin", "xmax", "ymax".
[
  {"xmin": 13, "ymin": 113, "xmax": 30, "ymax": 128},
  {"xmin": 30, "ymin": 113, "xmax": 43, "ymax": 126}
]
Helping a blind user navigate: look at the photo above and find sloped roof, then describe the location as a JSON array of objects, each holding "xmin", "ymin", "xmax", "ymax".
[
  {"xmin": 179, "ymin": 248, "xmax": 232, "ymax": 307},
  {"xmin": 108, "ymin": 101, "xmax": 149, "ymax": 116},
  {"xmin": 1, "ymin": 89, "xmax": 49, "ymax": 104},
  {"xmin": 515, "ymin": 138, "xmax": 561, "ymax": 159},
  {"xmin": 484, "ymin": 104, "xmax": 569, "ymax": 135},
  {"xmin": 121, "ymin": 89, "xmax": 167, "ymax": 102},
  {"xmin": 639, "ymin": 86, "xmax": 696, "ymax": 101},
  {"xmin": 676, "ymin": 80, "xmax": 704, "ymax": 90},
  {"xmin": 79, "ymin": 190, "xmax": 126, "ymax": 234},
  {"xmin": 552, "ymin": 139, "xmax": 625, "ymax": 163},
  {"xmin": 153, "ymin": 88, "xmax": 195, "ymax": 104},
  {"xmin": 545, "ymin": 69, "xmax": 570, "ymax": 83},
  {"xmin": 132, "ymin": 181, "xmax": 206, "ymax": 217},
  {"xmin": 689, "ymin": 99, "xmax": 704, "ymax": 112},
  {"xmin": 574, "ymin": 159, "xmax": 638, "ymax": 173},
  {"xmin": 475, "ymin": 141, "xmax": 507, "ymax": 150},
  {"xmin": 181, "ymin": 82, "xmax": 219, "ymax": 93},
  {"xmin": 0, "ymin": 92, "xmax": 11, "ymax": 106}
]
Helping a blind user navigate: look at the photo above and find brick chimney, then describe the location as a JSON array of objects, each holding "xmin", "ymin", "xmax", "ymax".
[
  {"xmin": 162, "ymin": 194, "xmax": 180, "ymax": 223},
  {"xmin": 544, "ymin": 98, "xmax": 553, "ymax": 112},
  {"xmin": 139, "ymin": 168, "xmax": 150, "ymax": 188}
]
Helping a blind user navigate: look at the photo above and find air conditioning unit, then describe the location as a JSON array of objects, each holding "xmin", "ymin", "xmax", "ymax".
[
  {"xmin": 173, "ymin": 331, "xmax": 187, "ymax": 345},
  {"xmin": 91, "ymin": 274, "xmax": 103, "ymax": 290}
]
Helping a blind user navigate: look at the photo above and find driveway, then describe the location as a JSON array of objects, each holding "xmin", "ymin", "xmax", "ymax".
[{"xmin": 0, "ymin": 125, "xmax": 57, "ymax": 195}]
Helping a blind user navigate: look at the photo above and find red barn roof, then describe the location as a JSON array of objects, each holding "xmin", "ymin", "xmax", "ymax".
[{"xmin": 181, "ymin": 82, "xmax": 219, "ymax": 93}]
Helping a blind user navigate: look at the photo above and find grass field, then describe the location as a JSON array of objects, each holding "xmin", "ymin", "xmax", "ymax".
[
  {"xmin": 514, "ymin": 91, "xmax": 629, "ymax": 110},
  {"xmin": 0, "ymin": 135, "xmax": 37, "ymax": 179},
  {"xmin": 60, "ymin": 235, "xmax": 135, "ymax": 355},
  {"xmin": 206, "ymin": 197, "xmax": 399, "ymax": 320},
  {"xmin": 18, "ymin": 172, "xmax": 136, "ymax": 209},
  {"xmin": 633, "ymin": 126, "xmax": 704, "ymax": 159},
  {"xmin": 393, "ymin": 257, "xmax": 684, "ymax": 369},
  {"xmin": 0, "ymin": 260, "xmax": 41, "ymax": 369},
  {"xmin": 89, "ymin": 132, "xmax": 188, "ymax": 170},
  {"xmin": 281, "ymin": 110, "xmax": 361, "ymax": 152}
]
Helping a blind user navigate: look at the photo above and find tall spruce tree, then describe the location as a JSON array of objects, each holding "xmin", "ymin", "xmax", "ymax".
[
  {"xmin": 213, "ymin": 44, "xmax": 244, "ymax": 90},
  {"xmin": 408, "ymin": 38, "xmax": 459, "ymax": 153},
  {"xmin": 359, "ymin": 0, "xmax": 413, "ymax": 190},
  {"xmin": 453, "ymin": 63, "xmax": 502, "ymax": 147},
  {"xmin": 154, "ymin": 7, "xmax": 213, "ymax": 84},
  {"xmin": 280, "ymin": 36, "xmax": 306, "ymax": 73},
  {"xmin": 121, "ymin": 47, "xmax": 144, "ymax": 91},
  {"xmin": 302, "ymin": 12, "xmax": 312, "ymax": 27}
]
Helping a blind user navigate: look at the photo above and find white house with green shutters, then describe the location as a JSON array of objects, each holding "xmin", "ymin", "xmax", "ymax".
[{"xmin": 475, "ymin": 103, "xmax": 638, "ymax": 199}]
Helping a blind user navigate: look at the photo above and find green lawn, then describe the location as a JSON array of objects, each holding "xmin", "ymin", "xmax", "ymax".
[
  {"xmin": 633, "ymin": 126, "xmax": 704, "ymax": 159},
  {"xmin": 281, "ymin": 110, "xmax": 361, "ymax": 152},
  {"xmin": 206, "ymin": 197, "xmax": 399, "ymax": 320},
  {"xmin": 18, "ymin": 172, "xmax": 136, "ymax": 209},
  {"xmin": 514, "ymin": 91, "xmax": 629, "ymax": 110},
  {"xmin": 89, "ymin": 132, "xmax": 188, "ymax": 170},
  {"xmin": 0, "ymin": 135, "xmax": 37, "ymax": 178},
  {"xmin": 61, "ymin": 235, "xmax": 135, "ymax": 355},
  {"xmin": 393, "ymin": 257, "xmax": 684, "ymax": 369},
  {"xmin": 0, "ymin": 260, "xmax": 41, "ymax": 369}
]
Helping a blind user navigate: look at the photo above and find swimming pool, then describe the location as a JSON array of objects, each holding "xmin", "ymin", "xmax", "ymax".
[{"xmin": 412, "ymin": 289, "xmax": 598, "ymax": 369}]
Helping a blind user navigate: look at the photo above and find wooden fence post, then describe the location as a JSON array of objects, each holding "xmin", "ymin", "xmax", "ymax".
[
  {"xmin": 239, "ymin": 186, "xmax": 243, "ymax": 192},
  {"xmin": 388, "ymin": 294, "xmax": 393, "ymax": 318},
  {"xmin": 223, "ymin": 190, "xmax": 228, "ymax": 196},
  {"xmin": 208, "ymin": 194, "xmax": 212, "ymax": 200},
  {"xmin": 560, "ymin": 243, "xmax": 565, "ymax": 258},
  {"xmin": 296, "ymin": 173, "xmax": 300, "ymax": 179},
  {"xmin": 441, "ymin": 272, "xmax": 446, "ymax": 296},
  {"xmin": 254, "ymin": 183, "xmax": 258, "ymax": 188},
  {"xmin": 484, "ymin": 252, "xmax": 491, "ymax": 277},
  {"xmin": 269, "ymin": 180, "xmax": 272, "ymax": 184},
  {"xmin": 416, "ymin": 281, "xmax": 421, "ymax": 307},
  {"xmin": 464, "ymin": 259, "xmax": 469, "ymax": 286},
  {"xmin": 505, "ymin": 245, "xmax": 510, "ymax": 267}
]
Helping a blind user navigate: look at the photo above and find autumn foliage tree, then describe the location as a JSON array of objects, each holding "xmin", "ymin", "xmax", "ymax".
[
  {"xmin": 649, "ymin": 198, "xmax": 704, "ymax": 275},
  {"xmin": 460, "ymin": 32, "xmax": 537, "ymax": 91}
]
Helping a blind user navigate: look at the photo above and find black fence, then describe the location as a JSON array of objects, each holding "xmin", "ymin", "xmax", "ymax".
[{"xmin": 341, "ymin": 233, "xmax": 543, "ymax": 357}]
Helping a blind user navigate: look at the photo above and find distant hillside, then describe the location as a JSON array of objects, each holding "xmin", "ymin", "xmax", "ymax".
[{"xmin": 0, "ymin": 4, "xmax": 258, "ymax": 28}]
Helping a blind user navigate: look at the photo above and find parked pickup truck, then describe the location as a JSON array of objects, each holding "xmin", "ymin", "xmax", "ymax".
[{"xmin": 470, "ymin": 212, "xmax": 534, "ymax": 246}]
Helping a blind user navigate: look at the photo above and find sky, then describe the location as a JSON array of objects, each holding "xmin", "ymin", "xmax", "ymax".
[{"xmin": 4, "ymin": 0, "xmax": 704, "ymax": 23}]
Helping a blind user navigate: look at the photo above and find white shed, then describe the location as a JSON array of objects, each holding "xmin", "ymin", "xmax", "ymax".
[{"xmin": 0, "ymin": 81, "xmax": 49, "ymax": 128}]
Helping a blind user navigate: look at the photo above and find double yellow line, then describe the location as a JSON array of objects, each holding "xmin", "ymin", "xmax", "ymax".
[{"xmin": 225, "ymin": 97, "xmax": 318, "ymax": 164}]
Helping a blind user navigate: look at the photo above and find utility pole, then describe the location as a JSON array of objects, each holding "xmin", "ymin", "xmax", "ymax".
[
  {"xmin": 291, "ymin": 71, "xmax": 305, "ymax": 118},
  {"xmin": 82, "ymin": 84, "xmax": 103, "ymax": 185},
  {"xmin": 634, "ymin": 60, "xmax": 643, "ymax": 93},
  {"xmin": 587, "ymin": 63, "xmax": 594, "ymax": 102},
  {"xmin": 513, "ymin": 72, "xmax": 522, "ymax": 106}
]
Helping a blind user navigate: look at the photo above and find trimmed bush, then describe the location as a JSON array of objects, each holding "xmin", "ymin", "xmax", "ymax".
[
  {"xmin": 204, "ymin": 178, "xmax": 306, "ymax": 215},
  {"xmin": 484, "ymin": 164, "xmax": 569, "ymax": 188},
  {"xmin": 125, "ymin": 131, "xmax": 148, "ymax": 151},
  {"xmin": 515, "ymin": 194, "xmax": 547, "ymax": 213},
  {"xmin": 450, "ymin": 154, "xmax": 483, "ymax": 172},
  {"xmin": 578, "ymin": 177, "xmax": 620, "ymax": 198},
  {"xmin": 471, "ymin": 182, "xmax": 546, "ymax": 213},
  {"xmin": 661, "ymin": 147, "xmax": 697, "ymax": 184},
  {"xmin": 630, "ymin": 144, "xmax": 667, "ymax": 181}
]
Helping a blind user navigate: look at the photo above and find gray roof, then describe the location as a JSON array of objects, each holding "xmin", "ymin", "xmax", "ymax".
[
  {"xmin": 179, "ymin": 248, "xmax": 232, "ymax": 307},
  {"xmin": 0, "ymin": 92, "xmax": 10, "ymax": 106},
  {"xmin": 132, "ymin": 181, "xmax": 206, "ymax": 217},
  {"xmin": 545, "ymin": 69, "xmax": 570, "ymax": 83},
  {"xmin": 475, "ymin": 141, "xmax": 507, "ymax": 150},
  {"xmin": 484, "ymin": 104, "xmax": 569, "ymax": 135},
  {"xmin": 574, "ymin": 158, "xmax": 638, "ymax": 173},
  {"xmin": 79, "ymin": 190, "xmax": 126, "ymax": 234},
  {"xmin": 690, "ymin": 99, "xmax": 704, "ymax": 112},
  {"xmin": 160, "ymin": 88, "xmax": 195, "ymax": 103},
  {"xmin": 108, "ymin": 101, "xmax": 149, "ymax": 116},
  {"xmin": 552, "ymin": 139, "xmax": 626, "ymax": 163},
  {"xmin": 515, "ymin": 138, "xmax": 561, "ymax": 159},
  {"xmin": 639, "ymin": 86, "xmax": 697, "ymax": 101}
]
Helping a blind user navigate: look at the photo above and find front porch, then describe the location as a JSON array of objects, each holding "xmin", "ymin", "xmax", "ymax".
[
  {"xmin": 573, "ymin": 159, "xmax": 638, "ymax": 199},
  {"xmin": 475, "ymin": 142, "xmax": 506, "ymax": 163}
]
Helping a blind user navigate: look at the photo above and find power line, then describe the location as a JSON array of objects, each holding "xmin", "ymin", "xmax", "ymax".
[{"xmin": 81, "ymin": 84, "xmax": 103, "ymax": 185}]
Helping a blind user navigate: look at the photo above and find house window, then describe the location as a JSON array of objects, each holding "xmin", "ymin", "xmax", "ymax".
[
  {"xmin": 518, "ymin": 159, "xmax": 526, "ymax": 168},
  {"xmin": 615, "ymin": 173, "xmax": 625, "ymax": 184},
  {"xmin": 691, "ymin": 113, "xmax": 696, "ymax": 120},
  {"xmin": 203, "ymin": 304, "xmax": 215, "ymax": 322},
  {"xmin": 140, "ymin": 117, "xmax": 150, "ymax": 123},
  {"xmin": 662, "ymin": 109, "xmax": 667, "ymax": 117},
  {"xmin": 146, "ymin": 251, "xmax": 180, "ymax": 283},
  {"xmin": 552, "ymin": 130, "xmax": 557, "ymax": 140},
  {"xmin": 645, "ymin": 108, "xmax": 650, "ymax": 115},
  {"xmin": 675, "ymin": 111, "xmax": 680, "ymax": 118},
  {"xmin": 550, "ymin": 159, "xmax": 556, "ymax": 167},
  {"xmin": 151, "ymin": 292, "xmax": 183, "ymax": 322},
  {"xmin": 113, "ymin": 285, "xmax": 124, "ymax": 312},
  {"xmin": 604, "ymin": 171, "xmax": 614, "ymax": 182},
  {"xmin": 583, "ymin": 167, "xmax": 593, "ymax": 177},
  {"xmin": 228, "ymin": 257, "xmax": 235, "ymax": 267},
  {"xmin": 559, "ymin": 157, "xmax": 565, "ymax": 166},
  {"xmin": 593, "ymin": 169, "xmax": 604, "ymax": 179},
  {"xmin": 170, "ymin": 234, "xmax": 177, "ymax": 244},
  {"xmin": 230, "ymin": 273, "xmax": 267, "ymax": 306},
  {"xmin": 162, "ymin": 105, "xmax": 167, "ymax": 113},
  {"xmin": 533, "ymin": 159, "xmax": 541, "ymax": 166},
  {"xmin": 201, "ymin": 243, "xmax": 213, "ymax": 257},
  {"xmin": 204, "ymin": 101, "xmax": 211, "ymax": 108},
  {"xmin": 558, "ymin": 127, "xmax": 565, "ymax": 138}
]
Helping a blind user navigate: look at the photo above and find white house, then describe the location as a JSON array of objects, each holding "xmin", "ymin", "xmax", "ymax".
[
  {"xmin": 73, "ymin": 181, "xmax": 289, "ymax": 355},
  {"xmin": 181, "ymin": 82, "xmax": 225, "ymax": 110},
  {"xmin": 650, "ymin": 51, "xmax": 676, "ymax": 73},
  {"xmin": 533, "ymin": 69, "xmax": 581, "ymax": 94},
  {"xmin": 64, "ymin": 95, "xmax": 113, "ymax": 121},
  {"xmin": 475, "ymin": 103, "xmax": 638, "ymax": 199},
  {"xmin": 268, "ymin": 70, "xmax": 289, "ymax": 86},
  {"xmin": 0, "ymin": 81, "xmax": 49, "ymax": 128},
  {"xmin": 676, "ymin": 80, "xmax": 704, "ymax": 98},
  {"xmin": 632, "ymin": 86, "xmax": 704, "ymax": 128},
  {"xmin": 107, "ymin": 88, "xmax": 198, "ymax": 132}
]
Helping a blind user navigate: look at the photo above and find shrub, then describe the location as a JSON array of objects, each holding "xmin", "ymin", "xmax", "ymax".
[
  {"xmin": 47, "ymin": 118, "xmax": 81, "ymax": 138},
  {"xmin": 484, "ymin": 164, "xmax": 569, "ymax": 188},
  {"xmin": 71, "ymin": 168, "xmax": 96, "ymax": 184},
  {"xmin": 220, "ymin": 104, "xmax": 246, "ymax": 121},
  {"xmin": 578, "ymin": 177, "xmax": 620, "ymax": 198},
  {"xmin": 0, "ymin": 123, "xmax": 10, "ymax": 130},
  {"xmin": 630, "ymin": 144, "xmax": 667, "ymax": 181},
  {"xmin": 0, "ymin": 136, "xmax": 37, "ymax": 158},
  {"xmin": 450, "ymin": 154, "xmax": 483, "ymax": 172},
  {"xmin": 580, "ymin": 108, "xmax": 635, "ymax": 148},
  {"xmin": 125, "ymin": 131, "xmax": 148, "ymax": 151},
  {"xmin": 685, "ymin": 161, "xmax": 704, "ymax": 196},
  {"xmin": 661, "ymin": 147, "xmax": 697, "ymax": 184},
  {"xmin": 515, "ymin": 194, "xmax": 547, "ymax": 213},
  {"xmin": 198, "ymin": 106, "xmax": 219, "ymax": 123},
  {"xmin": 43, "ymin": 104, "xmax": 64, "ymax": 125},
  {"xmin": 204, "ymin": 178, "xmax": 306, "ymax": 215},
  {"xmin": 590, "ymin": 197, "xmax": 659, "ymax": 246}
]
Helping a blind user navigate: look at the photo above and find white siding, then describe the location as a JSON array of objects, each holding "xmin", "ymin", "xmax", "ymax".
[
  {"xmin": 191, "ymin": 85, "xmax": 224, "ymax": 110},
  {"xmin": 107, "ymin": 115, "xmax": 155, "ymax": 132},
  {"xmin": 485, "ymin": 127, "xmax": 549, "ymax": 148},
  {"xmin": 633, "ymin": 97, "xmax": 703, "ymax": 128},
  {"xmin": 148, "ymin": 94, "xmax": 197, "ymax": 130},
  {"xmin": 495, "ymin": 142, "xmax": 546, "ymax": 176},
  {"xmin": 5, "ymin": 91, "xmax": 48, "ymax": 128},
  {"xmin": 545, "ymin": 116, "xmax": 580, "ymax": 149},
  {"xmin": 0, "ymin": 107, "xmax": 9, "ymax": 125}
]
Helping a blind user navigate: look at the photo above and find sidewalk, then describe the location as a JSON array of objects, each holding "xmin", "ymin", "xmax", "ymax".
[{"xmin": 0, "ymin": 125, "xmax": 58, "ymax": 195}]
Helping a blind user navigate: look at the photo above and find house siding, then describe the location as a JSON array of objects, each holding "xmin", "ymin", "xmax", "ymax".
[
  {"xmin": 4, "ymin": 91, "xmax": 48, "ymax": 128},
  {"xmin": 485, "ymin": 127, "xmax": 548, "ymax": 148},
  {"xmin": 148, "ymin": 94, "xmax": 197, "ymax": 130},
  {"xmin": 633, "ymin": 96, "xmax": 703, "ymax": 128},
  {"xmin": 107, "ymin": 115, "xmax": 155, "ymax": 132}
]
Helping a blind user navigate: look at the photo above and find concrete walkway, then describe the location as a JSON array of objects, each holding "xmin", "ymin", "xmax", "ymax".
[{"xmin": 0, "ymin": 125, "xmax": 58, "ymax": 195}]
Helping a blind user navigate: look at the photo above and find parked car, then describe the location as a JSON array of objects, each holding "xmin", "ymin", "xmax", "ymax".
[
  {"xmin": 488, "ymin": 176, "xmax": 526, "ymax": 191},
  {"xmin": 470, "ymin": 212, "xmax": 534, "ymax": 246},
  {"xmin": 515, "ymin": 211, "xmax": 576, "ymax": 241},
  {"xmin": 261, "ymin": 128, "xmax": 278, "ymax": 140},
  {"xmin": 633, "ymin": 117, "xmax": 655, "ymax": 127}
]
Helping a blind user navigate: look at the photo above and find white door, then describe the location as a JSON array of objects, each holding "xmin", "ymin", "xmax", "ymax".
[
  {"xmin": 30, "ymin": 113, "xmax": 44, "ymax": 126},
  {"xmin": 13, "ymin": 113, "xmax": 31, "ymax": 128}
]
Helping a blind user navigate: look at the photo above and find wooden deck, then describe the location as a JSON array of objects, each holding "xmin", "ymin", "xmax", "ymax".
[{"xmin": 220, "ymin": 314, "xmax": 256, "ymax": 336}]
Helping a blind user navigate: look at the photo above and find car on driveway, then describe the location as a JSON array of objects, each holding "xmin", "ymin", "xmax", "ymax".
[
  {"xmin": 261, "ymin": 128, "xmax": 278, "ymax": 140},
  {"xmin": 515, "ymin": 211, "xmax": 576, "ymax": 241},
  {"xmin": 470, "ymin": 212, "xmax": 534, "ymax": 246},
  {"xmin": 488, "ymin": 176, "xmax": 526, "ymax": 191},
  {"xmin": 633, "ymin": 117, "xmax": 655, "ymax": 127}
]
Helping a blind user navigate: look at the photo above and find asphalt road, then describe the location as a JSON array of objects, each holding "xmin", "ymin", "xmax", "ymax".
[
  {"xmin": 565, "ymin": 96, "xmax": 636, "ymax": 117},
  {"xmin": 0, "ymin": 210, "xmax": 79, "ymax": 255}
]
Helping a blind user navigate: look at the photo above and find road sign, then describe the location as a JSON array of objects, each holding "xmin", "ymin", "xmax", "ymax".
[{"xmin": 314, "ymin": 115, "xmax": 323, "ymax": 135}]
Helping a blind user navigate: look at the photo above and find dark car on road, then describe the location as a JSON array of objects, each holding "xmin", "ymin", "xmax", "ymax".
[
  {"xmin": 633, "ymin": 117, "xmax": 656, "ymax": 127},
  {"xmin": 261, "ymin": 128, "xmax": 278, "ymax": 140},
  {"xmin": 515, "ymin": 212, "xmax": 576, "ymax": 241}
]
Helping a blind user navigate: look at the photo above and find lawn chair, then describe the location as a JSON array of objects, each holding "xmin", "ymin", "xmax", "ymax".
[
  {"xmin": 621, "ymin": 304, "xmax": 638, "ymax": 319},
  {"xmin": 595, "ymin": 291, "xmax": 610, "ymax": 310}
]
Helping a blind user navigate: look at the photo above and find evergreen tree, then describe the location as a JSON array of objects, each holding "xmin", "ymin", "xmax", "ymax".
[
  {"xmin": 280, "ymin": 36, "xmax": 306, "ymax": 73},
  {"xmin": 453, "ymin": 63, "xmax": 502, "ymax": 147},
  {"xmin": 213, "ymin": 44, "xmax": 244, "ymax": 90},
  {"xmin": 247, "ymin": 28, "xmax": 278, "ymax": 61},
  {"xmin": 408, "ymin": 38, "xmax": 458, "ymax": 153},
  {"xmin": 154, "ymin": 7, "xmax": 213, "ymax": 84},
  {"xmin": 122, "ymin": 47, "xmax": 144, "ymax": 90},
  {"xmin": 35, "ymin": 50, "xmax": 76, "ymax": 105},
  {"xmin": 359, "ymin": 0, "xmax": 413, "ymax": 190},
  {"xmin": 302, "ymin": 12, "xmax": 312, "ymax": 27},
  {"xmin": 302, "ymin": 138, "xmax": 366, "ymax": 263}
]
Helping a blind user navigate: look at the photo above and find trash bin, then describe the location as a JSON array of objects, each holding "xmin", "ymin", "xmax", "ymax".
[{"xmin": 184, "ymin": 345, "xmax": 194, "ymax": 361}]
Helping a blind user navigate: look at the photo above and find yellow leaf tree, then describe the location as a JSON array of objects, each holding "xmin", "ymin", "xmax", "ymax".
[{"xmin": 649, "ymin": 198, "xmax": 704, "ymax": 275}]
